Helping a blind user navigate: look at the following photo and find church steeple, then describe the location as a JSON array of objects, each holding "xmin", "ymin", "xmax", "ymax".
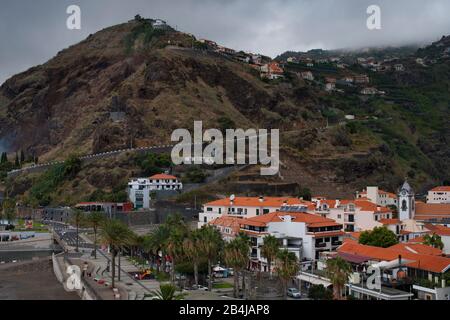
[{"xmin": 398, "ymin": 178, "xmax": 415, "ymax": 221}]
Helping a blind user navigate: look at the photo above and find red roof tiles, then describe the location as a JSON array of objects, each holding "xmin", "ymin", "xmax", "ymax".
[{"xmin": 338, "ymin": 239, "xmax": 450, "ymax": 273}]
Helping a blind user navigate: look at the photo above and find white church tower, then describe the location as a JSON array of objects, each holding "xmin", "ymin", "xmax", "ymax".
[{"xmin": 398, "ymin": 179, "xmax": 415, "ymax": 221}]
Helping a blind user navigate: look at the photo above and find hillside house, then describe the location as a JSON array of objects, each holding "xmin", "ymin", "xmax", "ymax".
[
  {"xmin": 361, "ymin": 87, "xmax": 378, "ymax": 95},
  {"xmin": 300, "ymin": 71, "xmax": 314, "ymax": 81},
  {"xmin": 261, "ymin": 62, "xmax": 284, "ymax": 80},
  {"xmin": 394, "ymin": 64, "xmax": 405, "ymax": 72},
  {"xmin": 325, "ymin": 82, "xmax": 336, "ymax": 92},
  {"xmin": 354, "ymin": 75, "xmax": 370, "ymax": 84}
]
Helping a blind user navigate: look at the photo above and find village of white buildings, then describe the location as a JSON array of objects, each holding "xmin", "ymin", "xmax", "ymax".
[
  {"xmin": 195, "ymin": 181, "xmax": 450, "ymax": 300},
  {"xmin": 64, "ymin": 171, "xmax": 450, "ymax": 300}
]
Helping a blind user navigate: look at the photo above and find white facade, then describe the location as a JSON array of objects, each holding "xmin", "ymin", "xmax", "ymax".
[
  {"xmin": 398, "ymin": 181, "xmax": 415, "ymax": 221},
  {"xmin": 127, "ymin": 174, "xmax": 182, "ymax": 209},
  {"xmin": 312, "ymin": 199, "xmax": 393, "ymax": 232},
  {"xmin": 128, "ymin": 178, "xmax": 152, "ymax": 209},
  {"xmin": 240, "ymin": 212, "xmax": 344, "ymax": 271},
  {"xmin": 357, "ymin": 186, "xmax": 398, "ymax": 207},
  {"xmin": 427, "ymin": 187, "xmax": 450, "ymax": 204},
  {"xmin": 198, "ymin": 197, "xmax": 308, "ymax": 228},
  {"xmin": 148, "ymin": 174, "xmax": 183, "ymax": 191}
]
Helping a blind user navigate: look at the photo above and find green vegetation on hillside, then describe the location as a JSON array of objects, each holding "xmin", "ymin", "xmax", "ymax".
[{"xmin": 28, "ymin": 154, "xmax": 81, "ymax": 206}]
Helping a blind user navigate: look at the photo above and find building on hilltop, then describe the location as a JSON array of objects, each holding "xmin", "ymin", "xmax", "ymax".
[{"xmin": 128, "ymin": 174, "xmax": 182, "ymax": 209}]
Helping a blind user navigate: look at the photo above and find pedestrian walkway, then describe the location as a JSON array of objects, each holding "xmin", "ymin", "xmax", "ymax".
[{"xmin": 77, "ymin": 234, "xmax": 160, "ymax": 300}]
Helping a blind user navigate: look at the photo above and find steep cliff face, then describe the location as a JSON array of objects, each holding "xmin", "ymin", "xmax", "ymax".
[{"xmin": 0, "ymin": 19, "xmax": 448, "ymax": 202}]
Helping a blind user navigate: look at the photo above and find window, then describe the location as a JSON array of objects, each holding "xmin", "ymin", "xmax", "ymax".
[
  {"xmin": 218, "ymin": 208, "xmax": 222, "ymax": 214},
  {"xmin": 263, "ymin": 209, "xmax": 270, "ymax": 214},
  {"xmin": 338, "ymin": 214, "xmax": 342, "ymax": 219},
  {"xmin": 206, "ymin": 207, "xmax": 213, "ymax": 212},
  {"xmin": 401, "ymin": 200, "xmax": 407, "ymax": 211},
  {"xmin": 256, "ymin": 209, "xmax": 260, "ymax": 216},
  {"xmin": 204, "ymin": 217, "xmax": 207, "ymax": 223}
]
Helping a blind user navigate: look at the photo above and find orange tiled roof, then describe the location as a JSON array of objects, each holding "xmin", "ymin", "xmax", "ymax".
[
  {"xmin": 415, "ymin": 202, "xmax": 450, "ymax": 220},
  {"xmin": 338, "ymin": 239, "xmax": 450, "ymax": 273},
  {"xmin": 209, "ymin": 216, "xmax": 242, "ymax": 235},
  {"xmin": 149, "ymin": 173, "xmax": 178, "ymax": 180},
  {"xmin": 310, "ymin": 231, "xmax": 345, "ymax": 238},
  {"xmin": 316, "ymin": 199, "xmax": 391, "ymax": 213},
  {"xmin": 204, "ymin": 197, "xmax": 311, "ymax": 208},
  {"xmin": 348, "ymin": 232, "xmax": 362, "ymax": 240},
  {"xmin": 379, "ymin": 218, "xmax": 401, "ymax": 225},
  {"xmin": 424, "ymin": 224, "xmax": 450, "ymax": 236},
  {"xmin": 240, "ymin": 211, "xmax": 340, "ymax": 228},
  {"xmin": 268, "ymin": 62, "xmax": 284, "ymax": 74},
  {"xmin": 388, "ymin": 243, "xmax": 443, "ymax": 256},
  {"xmin": 429, "ymin": 186, "xmax": 450, "ymax": 192},
  {"xmin": 358, "ymin": 189, "xmax": 396, "ymax": 198}
]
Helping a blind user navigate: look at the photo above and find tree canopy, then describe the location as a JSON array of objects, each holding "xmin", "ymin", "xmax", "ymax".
[{"xmin": 359, "ymin": 226, "xmax": 398, "ymax": 248}]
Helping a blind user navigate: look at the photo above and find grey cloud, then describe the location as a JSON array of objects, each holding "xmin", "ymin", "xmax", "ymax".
[{"xmin": 1, "ymin": 0, "xmax": 450, "ymax": 84}]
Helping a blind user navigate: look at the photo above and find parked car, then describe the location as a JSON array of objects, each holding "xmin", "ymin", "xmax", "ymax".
[
  {"xmin": 192, "ymin": 285, "xmax": 209, "ymax": 291},
  {"xmin": 287, "ymin": 288, "xmax": 301, "ymax": 298}
]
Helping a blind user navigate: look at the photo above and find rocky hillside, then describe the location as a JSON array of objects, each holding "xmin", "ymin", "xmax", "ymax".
[{"xmin": 0, "ymin": 17, "xmax": 449, "ymax": 205}]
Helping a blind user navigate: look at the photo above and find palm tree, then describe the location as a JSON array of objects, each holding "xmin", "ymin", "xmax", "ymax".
[
  {"xmin": 423, "ymin": 233, "xmax": 444, "ymax": 250},
  {"xmin": 129, "ymin": 233, "xmax": 145, "ymax": 259},
  {"xmin": 197, "ymin": 225, "xmax": 224, "ymax": 291},
  {"xmin": 224, "ymin": 235, "xmax": 250, "ymax": 298},
  {"xmin": 158, "ymin": 214, "xmax": 188, "ymax": 283},
  {"xmin": 151, "ymin": 284, "xmax": 185, "ymax": 300},
  {"xmin": 166, "ymin": 222, "xmax": 188, "ymax": 284},
  {"xmin": 146, "ymin": 225, "xmax": 170, "ymax": 273},
  {"xmin": 2, "ymin": 198, "xmax": 16, "ymax": 225},
  {"xmin": 100, "ymin": 219, "xmax": 133, "ymax": 288},
  {"xmin": 276, "ymin": 249, "xmax": 299, "ymax": 300},
  {"xmin": 260, "ymin": 235, "xmax": 280, "ymax": 278},
  {"xmin": 71, "ymin": 209, "xmax": 86, "ymax": 252},
  {"xmin": 183, "ymin": 229, "xmax": 203, "ymax": 286},
  {"xmin": 326, "ymin": 257, "xmax": 352, "ymax": 300},
  {"xmin": 86, "ymin": 211, "xmax": 105, "ymax": 259}
]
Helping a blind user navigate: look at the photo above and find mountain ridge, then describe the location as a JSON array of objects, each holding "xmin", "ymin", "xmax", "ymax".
[{"xmin": 0, "ymin": 17, "xmax": 449, "ymax": 205}]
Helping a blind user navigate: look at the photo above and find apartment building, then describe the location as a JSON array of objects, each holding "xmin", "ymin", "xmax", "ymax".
[
  {"xmin": 239, "ymin": 207, "xmax": 344, "ymax": 271},
  {"xmin": 310, "ymin": 199, "xmax": 393, "ymax": 232},
  {"xmin": 356, "ymin": 186, "xmax": 398, "ymax": 207},
  {"xmin": 427, "ymin": 186, "xmax": 450, "ymax": 204},
  {"xmin": 198, "ymin": 196, "xmax": 312, "ymax": 228}
]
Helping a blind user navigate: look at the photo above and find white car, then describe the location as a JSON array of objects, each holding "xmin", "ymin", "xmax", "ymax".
[
  {"xmin": 287, "ymin": 288, "xmax": 301, "ymax": 299},
  {"xmin": 192, "ymin": 285, "xmax": 209, "ymax": 291}
]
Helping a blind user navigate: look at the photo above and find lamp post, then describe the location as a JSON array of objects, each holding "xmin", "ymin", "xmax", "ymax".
[{"xmin": 298, "ymin": 239, "xmax": 303, "ymax": 296}]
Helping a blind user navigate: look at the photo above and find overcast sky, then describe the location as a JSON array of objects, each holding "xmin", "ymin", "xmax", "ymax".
[{"xmin": 1, "ymin": 0, "xmax": 450, "ymax": 84}]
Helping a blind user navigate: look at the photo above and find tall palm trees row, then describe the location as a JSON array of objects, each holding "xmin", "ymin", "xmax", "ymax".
[
  {"xmin": 142, "ymin": 214, "xmax": 224, "ymax": 292},
  {"xmin": 70, "ymin": 210, "xmax": 352, "ymax": 299}
]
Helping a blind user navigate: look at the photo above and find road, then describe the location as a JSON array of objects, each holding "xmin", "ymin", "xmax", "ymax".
[{"xmin": 44, "ymin": 220, "xmax": 94, "ymax": 249}]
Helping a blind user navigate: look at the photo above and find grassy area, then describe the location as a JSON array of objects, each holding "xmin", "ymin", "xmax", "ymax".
[
  {"xmin": 13, "ymin": 219, "xmax": 49, "ymax": 232},
  {"xmin": 213, "ymin": 282, "xmax": 234, "ymax": 289}
]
